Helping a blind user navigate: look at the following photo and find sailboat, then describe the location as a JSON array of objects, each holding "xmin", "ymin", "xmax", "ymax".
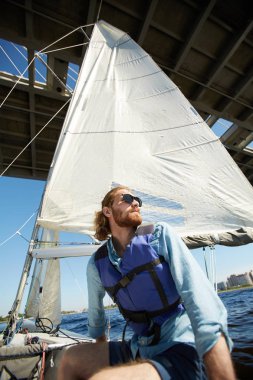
[{"xmin": 1, "ymin": 20, "xmax": 253, "ymax": 379}]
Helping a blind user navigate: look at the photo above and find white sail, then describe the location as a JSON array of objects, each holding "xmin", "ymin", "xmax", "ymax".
[
  {"xmin": 26, "ymin": 260, "xmax": 44, "ymax": 318},
  {"xmin": 25, "ymin": 259, "xmax": 61, "ymax": 326},
  {"xmin": 26, "ymin": 230, "xmax": 61, "ymax": 326},
  {"xmin": 37, "ymin": 20, "xmax": 253, "ymax": 246},
  {"xmin": 38, "ymin": 259, "xmax": 61, "ymax": 326}
]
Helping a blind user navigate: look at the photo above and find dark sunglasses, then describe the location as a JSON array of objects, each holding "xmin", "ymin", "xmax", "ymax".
[{"xmin": 121, "ymin": 193, "xmax": 142, "ymax": 207}]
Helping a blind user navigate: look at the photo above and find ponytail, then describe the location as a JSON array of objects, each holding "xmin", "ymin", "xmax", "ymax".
[{"xmin": 94, "ymin": 210, "xmax": 111, "ymax": 241}]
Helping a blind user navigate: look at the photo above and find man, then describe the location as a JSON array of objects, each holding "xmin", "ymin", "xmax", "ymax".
[{"xmin": 58, "ymin": 186, "xmax": 236, "ymax": 380}]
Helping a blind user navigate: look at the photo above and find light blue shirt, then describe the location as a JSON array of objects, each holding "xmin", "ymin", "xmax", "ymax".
[{"xmin": 87, "ymin": 222, "xmax": 232, "ymax": 359}]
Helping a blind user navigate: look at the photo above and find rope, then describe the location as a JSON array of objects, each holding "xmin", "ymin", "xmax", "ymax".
[
  {"xmin": 11, "ymin": 42, "xmax": 47, "ymax": 82},
  {"xmin": 0, "ymin": 56, "xmax": 36, "ymax": 109},
  {"xmin": 42, "ymin": 42, "xmax": 89, "ymax": 55},
  {"xmin": 97, "ymin": 0, "xmax": 103, "ymax": 21},
  {"xmin": 0, "ymin": 97, "xmax": 71, "ymax": 177},
  {"xmin": 80, "ymin": 28, "xmax": 90, "ymax": 42},
  {"xmin": 35, "ymin": 53, "xmax": 73, "ymax": 94},
  {"xmin": 39, "ymin": 24, "xmax": 94, "ymax": 55},
  {"xmin": 0, "ymin": 23, "xmax": 95, "ymax": 176},
  {"xmin": 203, "ymin": 247, "xmax": 209, "ymax": 278},
  {"xmin": 39, "ymin": 342, "xmax": 47, "ymax": 380},
  {"xmin": 210, "ymin": 245, "xmax": 217, "ymax": 292},
  {"xmin": 16, "ymin": 231, "xmax": 30, "ymax": 243},
  {"xmin": 35, "ymin": 318, "xmax": 54, "ymax": 334}
]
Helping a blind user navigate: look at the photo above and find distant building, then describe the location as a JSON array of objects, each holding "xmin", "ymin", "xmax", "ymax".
[
  {"xmin": 227, "ymin": 272, "xmax": 253, "ymax": 287},
  {"xmin": 217, "ymin": 281, "xmax": 227, "ymax": 291},
  {"xmin": 237, "ymin": 273, "xmax": 253, "ymax": 286},
  {"xmin": 227, "ymin": 274, "xmax": 239, "ymax": 287}
]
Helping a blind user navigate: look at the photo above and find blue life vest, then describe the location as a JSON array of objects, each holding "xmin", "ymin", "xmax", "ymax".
[{"xmin": 94, "ymin": 231, "xmax": 182, "ymax": 338}]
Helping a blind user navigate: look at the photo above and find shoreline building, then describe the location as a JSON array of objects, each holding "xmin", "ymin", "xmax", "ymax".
[{"xmin": 227, "ymin": 271, "xmax": 253, "ymax": 288}]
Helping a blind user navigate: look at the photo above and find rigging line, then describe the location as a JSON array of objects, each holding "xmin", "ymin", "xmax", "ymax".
[
  {"xmin": 16, "ymin": 232, "xmax": 30, "ymax": 243},
  {"xmin": 11, "ymin": 43, "xmax": 47, "ymax": 82},
  {"xmin": 203, "ymin": 248, "xmax": 209, "ymax": 280},
  {"xmin": 97, "ymin": 0, "xmax": 103, "ymax": 21},
  {"xmin": 42, "ymin": 42, "xmax": 89, "ymax": 55},
  {"xmin": 0, "ymin": 56, "xmax": 36, "ymax": 109},
  {"xmin": 0, "ymin": 45, "xmax": 22, "ymax": 75},
  {"xmin": 64, "ymin": 260, "xmax": 86, "ymax": 299},
  {"xmin": 39, "ymin": 24, "xmax": 95, "ymax": 55},
  {"xmin": 80, "ymin": 27, "xmax": 91, "ymax": 42},
  {"xmin": 36, "ymin": 53, "xmax": 73, "ymax": 95},
  {"xmin": 211, "ymin": 246, "xmax": 218, "ymax": 293},
  {"xmin": 0, "ymin": 98, "xmax": 71, "ymax": 177},
  {"xmin": 0, "ymin": 211, "xmax": 37, "ymax": 247}
]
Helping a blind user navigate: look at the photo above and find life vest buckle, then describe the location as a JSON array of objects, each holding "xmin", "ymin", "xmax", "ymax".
[{"xmin": 119, "ymin": 275, "xmax": 131, "ymax": 287}]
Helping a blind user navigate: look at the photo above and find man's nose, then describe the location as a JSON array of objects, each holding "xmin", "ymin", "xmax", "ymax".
[{"xmin": 131, "ymin": 200, "xmax": 139, "ymax": 208}]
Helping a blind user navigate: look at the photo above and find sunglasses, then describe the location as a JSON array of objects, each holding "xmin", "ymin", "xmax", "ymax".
[{"xmin": 121, "ymin": 193, "xmax": 142, "ymax": 207}]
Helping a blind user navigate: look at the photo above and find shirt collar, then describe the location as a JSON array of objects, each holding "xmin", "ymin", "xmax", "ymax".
[{"xmin": 107, "ymin": 238, "xmax": 122, "ymax": 269}]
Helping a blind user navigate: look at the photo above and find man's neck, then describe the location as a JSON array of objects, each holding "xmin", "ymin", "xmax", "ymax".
[{"xmin": 111, "ymin": 227, "xmax": 136, "ymax": 257}]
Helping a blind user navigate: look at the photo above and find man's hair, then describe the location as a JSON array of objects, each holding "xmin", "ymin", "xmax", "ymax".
[{"xmin": 94, "ymin": 186, "xmax": 130, "ymax": 241}]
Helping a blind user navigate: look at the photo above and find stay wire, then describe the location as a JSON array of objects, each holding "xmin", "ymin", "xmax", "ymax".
[
  {"xmin": 0, "ymin": 211, "xmax": 38, "ymax": 247},
  {"xmin": 0, "ymin": 97, "xmax": 71, "ymax": 177},
  {"xmin": 0, "ymin": 23, "xmax": 95, "ymax": 176},
  {"xmin": 97, "ymin": 0, "xmax": 103, "ymax": 21}
]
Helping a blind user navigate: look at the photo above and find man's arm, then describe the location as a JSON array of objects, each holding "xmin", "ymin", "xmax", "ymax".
[
  {"xmin": 159, "ymin": 222, "xmax": 233, "ymax": 358},
  {"xmin": 87, "ymin": 255, "xmax": 107, "ymax": 339},
  {"xmin": 204, "ymin": 335, "xmax": 236, "ymax": 380}
]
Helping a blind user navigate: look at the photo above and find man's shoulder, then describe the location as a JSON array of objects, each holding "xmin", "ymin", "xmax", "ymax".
[
  {"xmin": 136, "ymin": 222, "xmax": 170, "ymax": 236},
  {"xmin": 136, "ymin": 223, "xmax": 155, "ymax": 236}
]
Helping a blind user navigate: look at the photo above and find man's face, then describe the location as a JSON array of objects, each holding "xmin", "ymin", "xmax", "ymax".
[{"xmin": 110, "ymin": 189, "xmax": 142, "ymax": 228}]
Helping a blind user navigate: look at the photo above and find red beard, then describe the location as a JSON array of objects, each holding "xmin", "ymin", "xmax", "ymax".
[{"xmin": 112, "ymin": 208, "xmax": 142, "ymax": 228}]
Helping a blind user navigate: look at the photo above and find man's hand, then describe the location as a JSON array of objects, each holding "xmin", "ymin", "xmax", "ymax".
[
  {"xmin": 96, "ymin": 334, "xmax": 107, "ymax": 343},
  {"xmin": 204, "ymin": 335, "xmax": 236, "ymax": 380}
]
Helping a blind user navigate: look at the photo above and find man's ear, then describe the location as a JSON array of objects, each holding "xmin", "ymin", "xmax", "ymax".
[{"xmin": 102, "ymin": 206, "xmax": 111, "ymax": 218}]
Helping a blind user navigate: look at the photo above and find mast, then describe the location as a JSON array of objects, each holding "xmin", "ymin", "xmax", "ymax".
[{"xmin": 2, "ymin": 223, "xmax": 40, "ymax": 345}]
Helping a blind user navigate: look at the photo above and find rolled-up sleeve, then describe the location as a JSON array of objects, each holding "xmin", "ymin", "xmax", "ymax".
[
  {"xmin": 87, "ymin": 254, "xmax": 107, "ymax": 338},
  {"xmin": 157, "ymin": 222, "xmax": 233, "ymax": 358}
]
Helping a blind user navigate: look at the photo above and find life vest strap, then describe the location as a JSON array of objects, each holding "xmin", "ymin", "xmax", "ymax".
[
  {"xmin": 118, "ymin": 297, "xmax": 181, "ymax": 323},
  {"xmin": 105, "ymin": 257, "xmax": 165, "ymax": 298}
]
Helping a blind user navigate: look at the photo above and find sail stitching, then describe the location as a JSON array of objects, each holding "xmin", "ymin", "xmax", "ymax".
[
  {"xmin": 65, "ymin": 121, "xmax": 205, "ymax": 134},
  {"xmin": 153, "ymin": 137, "xmax": 220, "ymax": 156},
  {"xmin": 114, "ymin": 54, "xmax": 150, "ymax": 66}
]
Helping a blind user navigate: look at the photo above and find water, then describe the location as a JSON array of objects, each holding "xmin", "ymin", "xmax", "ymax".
[
  {"xmin": 62, "ymin": 287, "xmax": 253, "ymax": 379},
  {"xmin": 219, "ymin": 287, "xmax": 253, "ymax": 379}
]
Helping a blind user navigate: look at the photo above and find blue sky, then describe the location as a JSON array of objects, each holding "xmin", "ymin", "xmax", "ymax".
[{"xmin": 0, "ymin": 40, "xmax": 252, "ymax": 316}]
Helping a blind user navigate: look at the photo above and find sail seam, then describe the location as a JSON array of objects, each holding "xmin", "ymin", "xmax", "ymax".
[
  {"xmin": 153, "ymin": 137, "xmax": 220, "ymax": 156},
  {"xmin": 125, "ymin": 86, "xmax": 177, "ymax": 101},
  {"xmin": 65, "ymin": 121, "xmax": 205, "ymax": 134},
  {"xmin": 114, "ymin": 54, "xmax": 149, "ymax": 66},
  {"xmin": 81, "ymin": 69, "xmax": 163, "ymax": 82}
]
